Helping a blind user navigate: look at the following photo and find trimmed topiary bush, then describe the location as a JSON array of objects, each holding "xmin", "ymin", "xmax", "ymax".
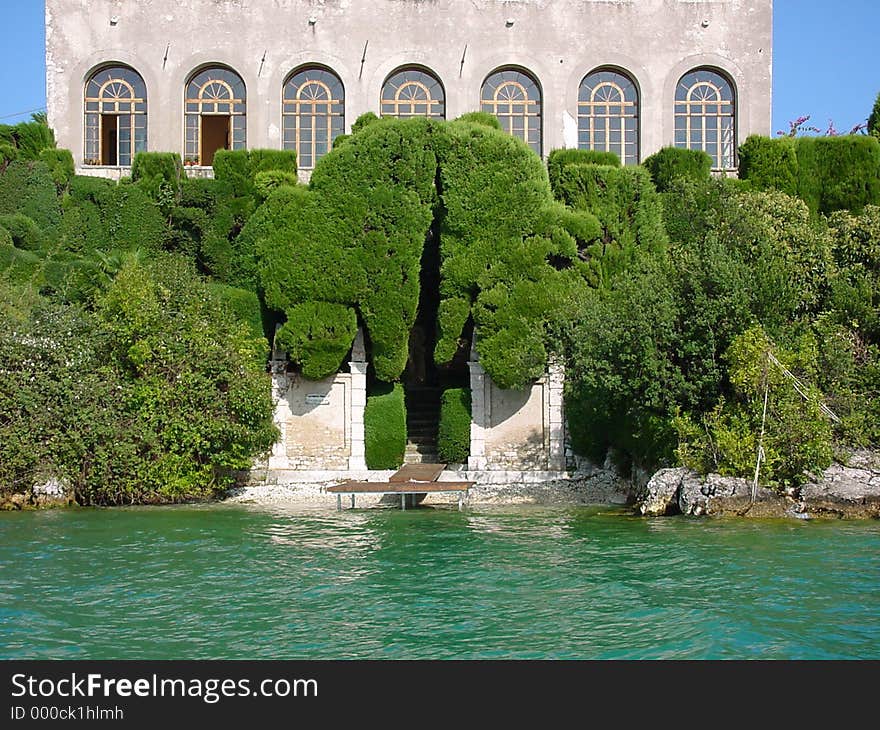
[
  {"xmin": 254, "ymin": 170, "xmax": 299, "ymax": 202},
  {"xmin": 39, "ymin": 148, "xmax": 75, "ymax": 188},
  {"xmin": 642, "ymin": 147, "xmax": 712, "ymax": 192},
  {"xmin": 351, "ymin": 112, "xmax": 380, "ymax": 134},
  {"xmin": 0, "ymin": 160, "xmax": 62, "ymax": 234},
  {"xmin": 102, "ymin": 183, "xmax": 168, "ymax": 252},
  {"xmin": 0, "ymin": 242, "xmax": 41, "ymax": 283},
  {"xmin": 454, "ymin": 111, "xmax": 502, "ymax": 130},
  {"xmin": 548, "ymin": 148, "xmax": 620, "ymax": 195},
  {"xmin": 254, "ymin": 116, "xmax": 595, "ymax": 388},
  {"xmin": 364, "ymin": 381, "xmax": 406, "ymax": 469},
  {"xmin": 275, "ymin": 301, "xmax": 358, "ymax": 380},
  {"xmin": 549, "ymin": 162, "xmax": 667, "ymax": 286},
  {"xmin": 131, "ymin": 152, "xmax": 184, "ymax": 196},
  {"xmin": 738, "ymin": 135, "xmax": 799, "ymax": 197},
  {"xmin": 813, "ymin": 135, "xmax": 880, "ymax": 214},
  {"xmin": 437, "ymin": 388, "xmax": 471, "ymax": 463},
  {"xmin": 743, "ymin": 135, "xmax": 880, "ymax": 215},
  {"xmin": 0, "ymin": 213, "xmax": 44, "ymax": 250}
]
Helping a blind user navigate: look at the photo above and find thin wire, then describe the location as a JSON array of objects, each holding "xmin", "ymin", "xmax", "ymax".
[{"xmin": 0, "ymin": 107, "xmax": 46, "ymax": 121}]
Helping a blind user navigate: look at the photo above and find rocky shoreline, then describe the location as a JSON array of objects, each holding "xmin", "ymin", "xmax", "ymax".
[
  {"xmin": 4, "ymin": 452, "xmax": 879, "ymax": 519},
  {"xmin": 638, "ymin": 451, "xmax": 880, "ymax": 520}
]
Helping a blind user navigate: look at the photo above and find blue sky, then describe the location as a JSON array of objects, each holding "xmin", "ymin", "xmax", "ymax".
[{"xmin": 1, "ymin": 1, "xmax": 878, "ymax": 136}]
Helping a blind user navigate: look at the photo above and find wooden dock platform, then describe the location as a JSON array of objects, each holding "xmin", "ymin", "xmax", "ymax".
[{"xmin": 327, "ymin": 463, "xmax": 473, "ymax": 510}]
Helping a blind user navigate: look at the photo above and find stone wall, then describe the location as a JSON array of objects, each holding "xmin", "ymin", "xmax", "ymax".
[
  {"xmin": 468, "ymin": 353, "xmax": 566, "ymax": 472},
  {"xmin": 46, "ymin": 0, "xmax": 772, "ymax": 169},
  {"xmin": 268, "ymin": 332, "xmax": 368, "ymax": 471}
]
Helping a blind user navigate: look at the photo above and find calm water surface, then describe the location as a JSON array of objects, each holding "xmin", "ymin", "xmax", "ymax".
[{"xmin": 1, "ymin": 504, "xmax": 878, "ymax": 659}]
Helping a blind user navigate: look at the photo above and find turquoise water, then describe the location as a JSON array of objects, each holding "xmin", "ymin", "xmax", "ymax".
[{"xmin": 1, "ymin": 504, "xmax": 879, "ymax": 659}]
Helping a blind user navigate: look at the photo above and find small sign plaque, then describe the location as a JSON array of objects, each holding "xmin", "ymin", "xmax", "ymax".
[{"xmin": 306, "ymin": 394, "xmax": 331, "ymax": 406}]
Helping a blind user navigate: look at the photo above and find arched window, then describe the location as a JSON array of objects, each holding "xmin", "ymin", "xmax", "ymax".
[
  {"xmin": 283, "ymin": 67, "xmax": 345, "ymax": 170},
  {"xmin": 481, "ymin": 68, "xmax": 542, "ymax": 156},
  {"xmin": 578, "ymin": 69, "xmax": 639, "ymax": 165},
  {"xmin": 381, "ymin": 68, "xmax": 445, "ymax": 120},
  {"xmin": 84, "ymin": 65, "xmax": 147, "ymax": 166},
  {"xmin": 675, "ymin": 68, "xmax": 736, "ymax": 170},
  {"xmin": 185, "ymin": 66, "xmax": 247, "ymax": 167}
]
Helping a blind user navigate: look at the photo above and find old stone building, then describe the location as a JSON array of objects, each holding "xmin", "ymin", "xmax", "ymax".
[
  {"xmin": 46, "ymin": 0, "xmax": 772, "ymax": 174},
  {"xmin": 45, "ymin": 0, "xmax": 773, "ymax": 476}
]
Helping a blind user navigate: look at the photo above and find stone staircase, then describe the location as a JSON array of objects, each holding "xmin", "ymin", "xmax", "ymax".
[{"xmin": 404, "ymin": 386, "xmax": 442, "ymax": 464}]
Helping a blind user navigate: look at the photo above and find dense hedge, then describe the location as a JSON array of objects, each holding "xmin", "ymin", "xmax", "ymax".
[
  {"xmin": 547, "ymin": 148, "xmax": 620, "ymax": 194},
  {"xmin": 0, "ymin": 161, "xmax": 62, "ymax": 234},
  {"xmin": 437, "ymin": 388, "xmax": 471, "ymax": 463},
  {"xmin": 642, "ymin": 147, "xmax": 712, "ymax": 192},
  {"xmin": 0, "ymin": 213, "xmax": 44, "ymax": 250},
  {"xmin": 0, "ymin": 258, "xmax": 277, "ymax": 504},
  {"xmin": 208, "ymin": 281, "xmax": 268, "ymax": 360},
  {"xmin": 364, "ymin": 382, "xmax": 406, "ymax": 469},
  {"xmin": 275, "ymin": 301, "xmax": 357, "ymax": 380},
  {"xmin": 548, "ymin": 159, "xmax": 666, "ymax": 287},
  {"xmin": 738, "ymin": 135, "xmax": 799, "ymax": 197},
  {"xmin": 738, "ymin": 134, "xmax": 880, "ymax": 214},
  {"xmin": 132, "ymin": 152, "xmax": 184, "ymax": 196},
  {"xmin": 38, "ymin": 149, "xmax": 75, "ymax": 187},
  {"xmin": 454, "ymin": 111, "xmax": 502, "ymax": 130}
]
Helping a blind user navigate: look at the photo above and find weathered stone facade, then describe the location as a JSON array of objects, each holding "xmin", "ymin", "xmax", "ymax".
[
  {"xmin": 46, "ymin": 0, "xmax": 772, "ymax": 172},
  {"xmin": 469, "ymin": 355, "xmax": 565, "ymax": 472}
]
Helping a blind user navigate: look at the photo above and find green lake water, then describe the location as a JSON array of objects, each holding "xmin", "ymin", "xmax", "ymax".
[{"xmin": 1, "ymin": 504, "xmax": 878, "ymax": 659}]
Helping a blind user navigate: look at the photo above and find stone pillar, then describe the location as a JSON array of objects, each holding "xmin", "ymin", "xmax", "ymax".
[
  {"xmin": 547, "ymin": 360, "xmax": 566, "ymax": 472},
  {"xmin": 348, "ymin": 329, "xmax": 368, "ymax": 470},
  {"xmin": 468, "ymin": 360, "xmax": 489, "ymax": 471},
  {"xmin": 268, "ymin": 371, "xmax": 291, "ymax": 470}
]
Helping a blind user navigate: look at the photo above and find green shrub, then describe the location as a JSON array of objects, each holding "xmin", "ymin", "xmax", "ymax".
[
  {"xmin": 364, "ymin": 381, "xmax": 406, "ymax": 469},
  {"xmin": 208, "ymin": 282, "xmax": 269, "ymax": 362},
  {"xmin": 274, "ymin": 301, "xmax": 357, "ymax": 380},
  {"xmin": 212, "ymin": 149, "xmax": 251, "ymax": 194},
  {"xmin": 0, "ymin": 259, "xmax": 277, "ymax": 504},
  {"xmin": 548, "ymin": 148, "xmax": 620, "ymax": 195},
  {"xmin": 0, "ymin": 242, "xmax": 41, "ymax": 283},
  {"xmin": 248, "ymin": 149, "xmax": 298, "ymax": 175},
  {"xmin": 675, "ymin": 326, "xmax": 834, "ymax": 488},
  {"xmin": 642, "ymin": 147, "xmax": 712, "ymax": 192},
  {"xmin": 437, "ymin": 388, "xmax": 471, "ymax": 463},
  {"xmin": 255, "ymin": 116, "xmax": 592, "ymax": 389},
  {"xmin": 39, "ymin": 148, "xmax": 75, "ymax": 188},
  {"xmin": 0, "ymin": 226, "xmax": 10, "ymax": 248},
  {"xmin": 550, "ymin": 162, "xmax": 666, "ymax": 286},
  {"xmin": 68, "ymin": 174, "xmax": 114, "ymax": 204},
  {"xmin": 0, "ymin": 213, "xmax": 44, "ymax": 250},
  {"xmin": 0, "ymin": 160, "xmax": 62, "ymax": 234},
  {"xmin": 9, "ymin": 120, "xmax": 56, "ymax": 161},
  {"xmin": 814, "ymin": 135, "xmax": 880, "ymax": 214},
  {"xmin": 869, "ymin": 92, "xmax": 880, "ymax": 138},
  {"xmin": 254, "ymin": 170, "xmax": 299, "ymax": 202},
  {"xmin": 351, "ymin": 112, "xmax": 380, "ymax": 134},
  {"xmin": 454, "ymin": 111, "xmax": 502, "ymax": 130},
  {"xmin": 131, "ymin": 152, "xmax": 184, "ymax": 194},
  {"xmin": 102, "ymin": 183, "xmax": 168, "ymax": 252},
  {"xmin": 738, "ymin": 135, "xmax": 799, "ymax": 196}
]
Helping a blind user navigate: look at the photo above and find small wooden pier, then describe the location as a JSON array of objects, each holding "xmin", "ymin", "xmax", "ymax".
[{"xmin": 327, "ymin": 463, "xmax": 472, "ymax": 510}]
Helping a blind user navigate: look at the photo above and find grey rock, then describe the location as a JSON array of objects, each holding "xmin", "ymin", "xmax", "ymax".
[
  {"xmin": 800, "ymin": 454, "xmax": 880, "ymax": 519},
  {"xmin": 680, "ymin": 472, "xmax": 789, "ymax": 517},
  {"xmin": 639, "ymin": 468, "xmax": 687, "ymax": 516}
]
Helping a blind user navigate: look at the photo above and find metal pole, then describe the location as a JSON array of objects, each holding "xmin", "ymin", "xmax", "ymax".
[
  {"xmin": 336, "ymin": 494, "xmax": 341, "ymax": 511},
  {"xmin": 351, "ymin": 494, "xmax": 355, "ymax": 509},
  {"xmin": 401, "ymin": 493, "xmax": 406, "ymax": 511}
]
